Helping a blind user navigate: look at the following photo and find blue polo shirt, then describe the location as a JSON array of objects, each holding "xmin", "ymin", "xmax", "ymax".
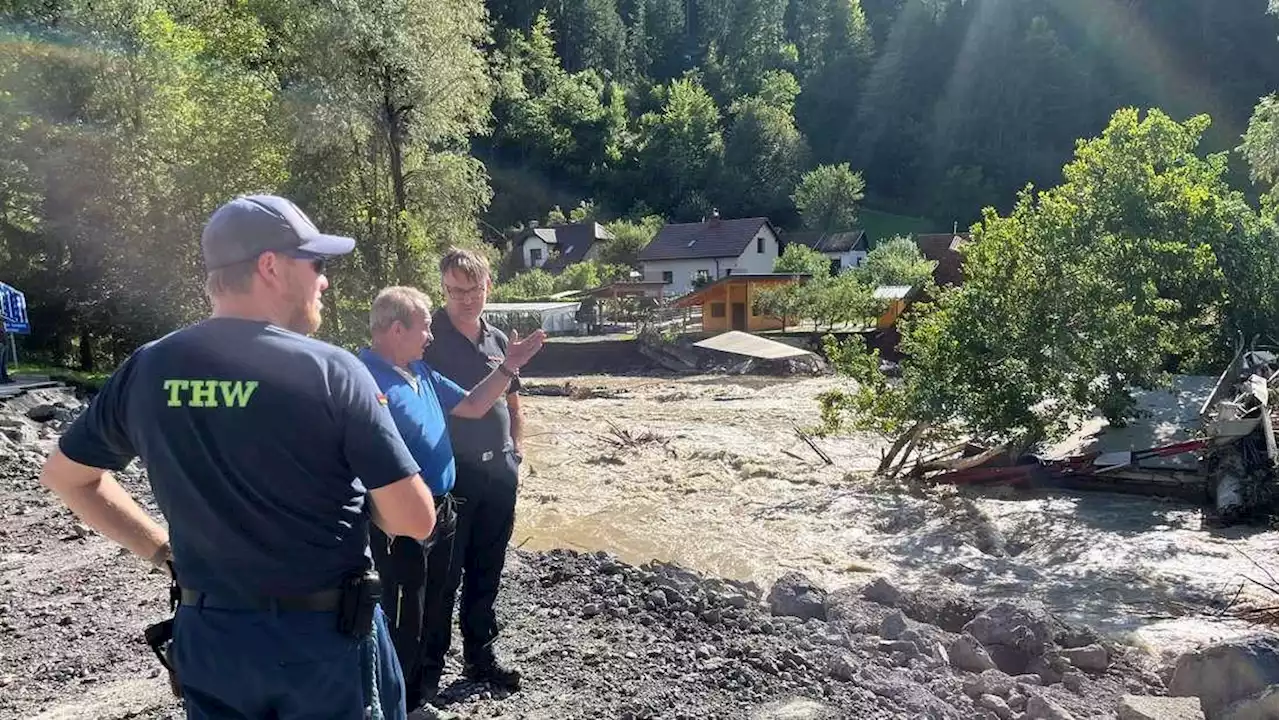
[{"xmin": 357, "ymin": 348, "xmax": 466, "ymax": 496}]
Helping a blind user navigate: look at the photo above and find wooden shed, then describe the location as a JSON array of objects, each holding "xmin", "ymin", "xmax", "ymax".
[{"xmin": 672, "ymin": 273, "xmax": 807, "ymax": 332}]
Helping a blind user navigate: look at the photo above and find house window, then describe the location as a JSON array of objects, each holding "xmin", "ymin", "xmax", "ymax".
[
  {"xmin": 757, "ymin": 237, "xmax": 764, "ymax": 253},
  {"xmin": 829, "ymin": 259, "xmax": 841, "ymax": 276},
  {"xmin": 695, "ymin": 269, "xmax": 710, "ymax": 283},
  {"xmin": 530, "ymin": 248, "xmax": 542, "ymax": 266},
  {"xmin": 710, "ymin": 303, "xmax": 726, "ymax": 318},
  {"xmin": 661, "ymin": 271, "xmax": 673, "ymax": 283}
]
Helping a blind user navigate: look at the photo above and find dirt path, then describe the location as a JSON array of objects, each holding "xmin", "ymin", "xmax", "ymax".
[{"xmin": 513, "ymin": 373, "xmax": 1278, "ymax": 660}]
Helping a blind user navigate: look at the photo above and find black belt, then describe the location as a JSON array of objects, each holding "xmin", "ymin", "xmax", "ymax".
[{"xmin": 179, "ymin": 588, "xmax": 343, "ymax": 612}]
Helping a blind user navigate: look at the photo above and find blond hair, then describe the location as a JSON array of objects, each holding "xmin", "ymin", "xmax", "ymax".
[
  {"xmin": 370, "ymin": 286, "xmax": 433, "ymax": 333},
  {"xmin": 439, "ymin": 247, "xmax": 491, "ymax": 284},
  {"xmin": 204, "ymin": 258, "xmax": 259, "ymax": 298}
]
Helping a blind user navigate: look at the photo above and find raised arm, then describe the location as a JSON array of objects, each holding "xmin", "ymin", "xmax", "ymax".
[{"xmin": 450, "ymin": 328, "xmax": 545, "ymax": 420}]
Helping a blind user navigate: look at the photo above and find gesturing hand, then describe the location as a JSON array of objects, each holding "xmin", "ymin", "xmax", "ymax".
[{"xmin": 504, "ymin": 328, "xmax": 547, "ymax": 369}]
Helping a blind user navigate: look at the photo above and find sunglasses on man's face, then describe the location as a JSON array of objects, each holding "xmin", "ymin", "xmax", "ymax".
[{"xmin": 280, "ymin": 251, "xmax": 326, "ymax": 275}]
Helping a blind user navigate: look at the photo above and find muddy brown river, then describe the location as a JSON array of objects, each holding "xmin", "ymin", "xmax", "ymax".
[{"xmin": 512, "ymin": 373, "xmax": 1278, "ymax": 662}]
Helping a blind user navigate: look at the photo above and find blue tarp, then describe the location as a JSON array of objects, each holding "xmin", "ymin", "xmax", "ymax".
[{"xmin": 0, "ymin": 282, "xmax": 30, "ymax": 334}]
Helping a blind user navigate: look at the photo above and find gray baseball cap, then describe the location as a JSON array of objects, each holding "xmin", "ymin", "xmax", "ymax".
[{"xmin": 201, "ymin": 194, "xmax": 356, "ymax": 270}]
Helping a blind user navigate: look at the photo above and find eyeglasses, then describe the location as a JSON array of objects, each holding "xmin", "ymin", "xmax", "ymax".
[{"xmin": 444, "ymin": 284, "xmax": 484, "ymax": 300}]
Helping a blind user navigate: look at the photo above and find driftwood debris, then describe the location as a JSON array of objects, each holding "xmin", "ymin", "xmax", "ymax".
[
  {"xmin": 876, "ymin": 421, "xmax": 929, "ymax": 476},
  {"xmin": 793, "ymin": 425, "xmax": 832, "ymax": 465}
]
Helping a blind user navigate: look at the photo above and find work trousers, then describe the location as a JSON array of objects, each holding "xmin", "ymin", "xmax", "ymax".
[
  {"xmin": 421, "ymin": 451, "xmax": 519, "ymax": 682},
  {"xmin": 170, "ymin": 602, "xmax": 404, "ymax": 719},
  {"xmin": 371, "ymin": 495, "xmax": 458, "ymax": 711}
]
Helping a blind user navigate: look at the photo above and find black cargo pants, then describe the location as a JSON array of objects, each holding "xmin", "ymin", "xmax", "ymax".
[
  {"xmin": 420, "ymin": 450, "xmax": 519, "ymax": 686},
  {"xmin": 371, "ymin": 493, "xmax": 457, "ymax": 711}
]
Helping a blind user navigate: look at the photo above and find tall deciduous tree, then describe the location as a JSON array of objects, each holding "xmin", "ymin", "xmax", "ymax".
[
  {"xmin": 717, "ymin": 71, "xmax": 810, "ymax": 220},
  {"xmin": 823, "ymin": 108, "xmax": 1273, "ymax": 448},
  {"xmin": 791, "ymin": 163, "xmax": 865, "ymax": 231},
  {"xmin": 634, "ymin": 77, "xmax": 724, "ymax": 220},
  {"xmin": 855, "ymin": 236, "xmax": 935, "ymax": 288}
]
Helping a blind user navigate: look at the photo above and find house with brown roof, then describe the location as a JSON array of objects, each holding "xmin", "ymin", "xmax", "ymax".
[
  {"xmin": 516, "ymin": 221, "xmax": 615, "ymax": 273},
  {"xmin": 912, "ymin": 233, "xmax": 970, "ymax": 287},
  {"xmin": 638, "ymin": 213, "xmax": 782, "ymax": 296},
  {"xmin": 779, "ymin": 229, "xmax": 870, "ymax": 275}
]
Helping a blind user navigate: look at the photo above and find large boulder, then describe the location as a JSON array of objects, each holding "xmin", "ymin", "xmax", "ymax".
[
  {"xmin": 1025, "ymin": 693, "xmax": 1076, "ymax": 720},
  {"xmin": 949, "ymin": 632, "xmax": 998, "ymax": 672},
  {"xmin": 1168, "ymin": 634, "xmax": 1279, "ymax": 719},
  {"xmin": 1118, "ymin": 695, "xmax": 1206, "ymax": 720},
  {"xmin": 767, "ymin": 571, "xmax": 827, "ymax": 621},
  {"xmin": 1219, "ymin": 685, "xmax": 1279, "ymax": 720},
  {"xmin": 1060, "ymin": 644, "xmax": 1109, "ymax": 673},
  {"xmin": 962, "ymin": 601, "xmax": 1064, "ymax": 675},
  {"xmin": 856, "ymin": 576, "xmax": 985, "ymax": 632}
]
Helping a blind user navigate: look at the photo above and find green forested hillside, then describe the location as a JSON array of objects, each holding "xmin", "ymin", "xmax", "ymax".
[
  {"xmin": 0, "ymin": 0, "xmax": 1275, "ymax": 366},
  {"xmin": 477, "ymin": 0, "xmax": 1278, "ymax": 228}
]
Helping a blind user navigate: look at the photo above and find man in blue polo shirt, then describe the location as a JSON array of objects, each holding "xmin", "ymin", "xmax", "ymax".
[{"xmin": 357, "ymin": 286, "xmax": 544, "ymax": 718}]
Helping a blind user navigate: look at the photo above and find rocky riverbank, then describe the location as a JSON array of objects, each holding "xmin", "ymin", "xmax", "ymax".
[{"xmin": 1, "ymin": 385, "xmax": 1276, "ymax": 720}]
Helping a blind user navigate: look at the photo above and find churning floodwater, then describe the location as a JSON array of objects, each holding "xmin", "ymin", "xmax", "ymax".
[{"xmin": 512, "ymin": 373, "xmax": 1277, "ymax": 661}]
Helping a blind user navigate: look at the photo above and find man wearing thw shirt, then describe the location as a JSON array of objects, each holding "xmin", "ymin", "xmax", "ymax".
[{"xmin": 357, "ymin": 286, "xmax": 544, "ymax": 718}]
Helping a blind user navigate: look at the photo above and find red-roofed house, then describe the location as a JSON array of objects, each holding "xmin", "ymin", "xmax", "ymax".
[
  {"xmin": 638, "ymin": 213, "xmax": 782, "ymax": 296},
  {"xmin": 913, "ymin": 233, "xmax": 969, "ymax": 287}
]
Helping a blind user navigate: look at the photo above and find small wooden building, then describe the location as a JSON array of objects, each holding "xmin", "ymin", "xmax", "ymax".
[{"xmin": 672, "ymin": 273, "xmax": 807, "ymax": 332}]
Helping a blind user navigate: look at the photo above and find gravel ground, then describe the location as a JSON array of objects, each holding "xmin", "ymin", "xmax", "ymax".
[{"xmin": 2, "ymin": 386, "xmax": 1173, "ymax": 720}]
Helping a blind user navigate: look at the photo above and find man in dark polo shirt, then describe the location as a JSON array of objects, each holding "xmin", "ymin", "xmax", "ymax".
[
  {"xmin": 37, "ymin": 195, "xmax": 438, "ymax": 720},
  {"xmin": 357, "ymin": 285, "xmax": 543, "ymax": 717},
  {"xmin": 420, "ymin": 248, "xmax": 529, "ymax": 700}
]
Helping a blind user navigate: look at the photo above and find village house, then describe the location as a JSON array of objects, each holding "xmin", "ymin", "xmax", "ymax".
[
  {"xmin": 514, "ymin": 221, "xmax": 614, "ymax": 273},
  {"xmin": 638, "ymin": 213, "xmax": 782, "ymax": 296},
  {"xmin": 672, "ymin": 273, "xmax": 807, "ymax": 332},
  {"xmin": 779, "ymin": 229, "xmax": 870, "ymax": 275}
]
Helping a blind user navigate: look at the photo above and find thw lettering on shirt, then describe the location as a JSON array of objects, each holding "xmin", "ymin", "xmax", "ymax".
[{"xmin": 163, "ymin": 379, "xmax": 259, "ymax": 408}]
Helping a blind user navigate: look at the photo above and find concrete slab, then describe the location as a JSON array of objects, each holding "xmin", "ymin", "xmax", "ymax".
[
  {"xmin": 0, "ymin": 375, "xmax": 57, "ymax": 399},
  {"xmin": 1043, "ymin": 375, "xmax": 1218, "ymax": 469},
  {"xmin": 693, "ymin": 331, "xmax": 813, "ymax": 361}
]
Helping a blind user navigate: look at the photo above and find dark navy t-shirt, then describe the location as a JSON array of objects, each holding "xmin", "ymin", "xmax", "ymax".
[
  {"xmin": 57, "ymin": 318, "xmax": 421, "ymax": 600},
  {"xmin": 422, "ymin": 310, "xmax": 521, "ymax": 462}
]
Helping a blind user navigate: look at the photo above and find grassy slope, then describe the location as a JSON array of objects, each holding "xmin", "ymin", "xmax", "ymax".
[
  {"xmin": 10, "ymin": 363, "xmax": 110, "ymax": 391},
  {"xmin": 858, "ymin": 207, "xmax": 941, "ymax": 246}
]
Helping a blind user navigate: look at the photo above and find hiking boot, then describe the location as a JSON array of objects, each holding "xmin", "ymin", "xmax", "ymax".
[{"xmin": 462, "ymin": 657, "xmax": 522, "ymax": 690}]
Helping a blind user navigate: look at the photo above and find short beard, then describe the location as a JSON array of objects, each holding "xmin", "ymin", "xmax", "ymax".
[{"xmin": 282, "ymin": 273, "xmax": 321, "ymax": 335}]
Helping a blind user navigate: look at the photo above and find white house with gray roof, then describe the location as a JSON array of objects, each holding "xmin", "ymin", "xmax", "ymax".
[{"xmin": 638, "ymin": 215, "xmax": 782, "ymax": 296}]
